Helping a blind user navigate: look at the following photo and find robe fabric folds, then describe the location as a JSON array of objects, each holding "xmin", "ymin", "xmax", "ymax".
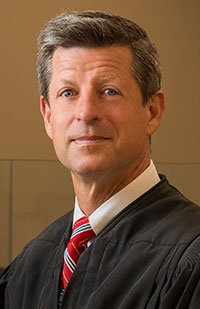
[{"xmin": 1, "ymin": 175, "xmax": 200, "ymax": 308}]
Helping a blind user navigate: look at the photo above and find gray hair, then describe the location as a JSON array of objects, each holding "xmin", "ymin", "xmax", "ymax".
[{"xmin": 37, "ymin": 11, "xmax": 161, "ymax": 105}]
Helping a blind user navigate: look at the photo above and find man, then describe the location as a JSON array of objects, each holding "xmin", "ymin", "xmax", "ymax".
[{"xmin": 0, "ymin": 11, "xmax": 200, "ymax": 309}]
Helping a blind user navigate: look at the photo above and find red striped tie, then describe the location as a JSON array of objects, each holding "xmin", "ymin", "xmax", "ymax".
[{"xmin": 62, "ymin": 216, "xmax": 95, "ymax": 289}]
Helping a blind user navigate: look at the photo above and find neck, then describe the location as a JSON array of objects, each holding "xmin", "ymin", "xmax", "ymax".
[{"xmin": 71, "ymin": 156, "xmax": 150, "ymax": 216}]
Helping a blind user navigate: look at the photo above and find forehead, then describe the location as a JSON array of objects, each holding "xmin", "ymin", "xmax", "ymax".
[{"xmin": 50, "ymin": 45, "xmax": 133, "ymax": 79}]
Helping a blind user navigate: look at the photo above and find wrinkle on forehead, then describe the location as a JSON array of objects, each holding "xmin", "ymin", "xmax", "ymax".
[
  {"xmin": 50, "ymin": 46, "xmax": 134, "ymax": 91},
  {"xmin": 52, "ymin": 46, "xmax": 133, "ymax": 74}
]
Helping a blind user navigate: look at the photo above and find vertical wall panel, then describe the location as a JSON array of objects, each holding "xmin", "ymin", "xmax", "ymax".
[{"xmin": 0, "ymin": 161, "xmax": 9, "ymax": 268}]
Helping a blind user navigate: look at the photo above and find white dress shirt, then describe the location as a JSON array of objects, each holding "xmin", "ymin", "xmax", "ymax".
[{"xmin": 73, "ymin": 160, "xmax": 160, "ymax": 241}]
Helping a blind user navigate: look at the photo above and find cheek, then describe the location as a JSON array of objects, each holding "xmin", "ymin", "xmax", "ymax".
[
  {"xmin": 50, "ymin": 115, "xmax": 68, "ymax": 147},
  {"xmin": 50, "ymin": 107, "xmax": 71, "ymax": 132},
  {"xmin": 117, "ymin": 109, "xmax": 148, "ymax": 137}
]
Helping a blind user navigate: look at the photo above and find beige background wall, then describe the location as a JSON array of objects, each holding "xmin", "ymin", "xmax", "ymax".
[{"xmin": 0, "ymin": 0, "xmax": 200, "ymax": 267}]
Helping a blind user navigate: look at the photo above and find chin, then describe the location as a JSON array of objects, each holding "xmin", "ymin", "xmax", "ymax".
[
  {"xmin": 72, "ymin": 165, "xmax": 108, "ymax": 176},
  {"xmin": 60, "ymin": 152, "xmax": 110, "ymax": 173},
  {"xmin": 67, "ymin": 160, "xmax": 112, "ymax": 176}
]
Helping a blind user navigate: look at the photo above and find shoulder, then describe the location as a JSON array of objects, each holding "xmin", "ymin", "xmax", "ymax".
[
  {"xmin": 140, "ymin": 175, "xmax": 200, "ymax": 244},
  {"xmin": 101, "ymin": 175, "xmax": 200, "ymax": 247},
  {"xmin": 155, "ymin": 175, "xmax": 200, "ymax": 245},
  {"xmin": 21, "ymin": 208, "xmax": 73, "ymax": 255},
  {"xmin": 0, "ymin": 210, "xmax": 73, "ymax": 285}
]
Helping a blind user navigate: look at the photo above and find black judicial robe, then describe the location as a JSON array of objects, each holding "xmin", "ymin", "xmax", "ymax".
[{"xmin": 1, "ymin": 175, "xmax": 200, "ymax": 308}]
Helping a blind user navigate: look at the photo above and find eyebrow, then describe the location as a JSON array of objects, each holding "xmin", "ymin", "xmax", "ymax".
[
  {"xmin": 58, "ymin": 77, "xmax": 77, "ymax": 86},
  {"xmin": 92, "ymin": 76, "xmax": 121, "ymax": 89},
  {"xmin": 59, "ymin": 75, "xmax": 119, "ymax": 85},
  {"xmin": 60, "ymin": 75, "xmax": 75, "ymax": 81},
  {"xmin": 96, "ymin": 75, "xmax": 118, "ymax": 82}
]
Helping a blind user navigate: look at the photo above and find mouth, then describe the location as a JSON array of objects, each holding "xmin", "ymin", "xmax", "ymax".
[{"xmin": 71, "ymin": 136, "xmax": 110, "ymax": 145}]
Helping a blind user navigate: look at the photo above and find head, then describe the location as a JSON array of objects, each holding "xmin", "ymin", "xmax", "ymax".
[
  {"xmin": 37, "ymin": 11, "xmax": 161, "ymax": 105},
  {"xmin": 39, "ymin": 12, "xmax": 165, "ymax": 187}
]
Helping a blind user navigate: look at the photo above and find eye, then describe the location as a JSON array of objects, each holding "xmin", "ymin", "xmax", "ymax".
[
  {"xmin": 62, "ymin": 89, "xmax": 74, "ymax": 97},
  {"xmin": 104, "ymin": 88, "xmax": 118, "ymax": 96}
]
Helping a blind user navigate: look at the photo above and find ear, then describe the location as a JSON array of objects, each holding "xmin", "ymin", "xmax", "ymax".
[
  {"xmin": 40, "ymin": 96, "xmax": 53, "ymax": 139},
  {"xmin": 146, "ymin": 90, "xmax": 166, "ymax": 136}
]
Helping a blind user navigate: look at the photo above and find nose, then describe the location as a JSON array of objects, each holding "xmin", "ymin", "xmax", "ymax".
[{"xmin": 75, "ymin": 89, "xmax": 103, "ymax": 123}]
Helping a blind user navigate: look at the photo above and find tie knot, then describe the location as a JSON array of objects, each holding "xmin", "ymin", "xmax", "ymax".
[{"xmin": 71, "ymin": 216, "xmax": 95, "ymax": 245}]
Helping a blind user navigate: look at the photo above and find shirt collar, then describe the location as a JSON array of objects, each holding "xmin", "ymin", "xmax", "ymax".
[{"xmin": 73, "ymin": 160, "xmax": 160, "ymax": 235}]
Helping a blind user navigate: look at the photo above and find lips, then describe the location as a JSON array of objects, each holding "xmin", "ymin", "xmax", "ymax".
[{"xmin": 71, "ymin": 136, "xmax": 110, "ymax": 145}]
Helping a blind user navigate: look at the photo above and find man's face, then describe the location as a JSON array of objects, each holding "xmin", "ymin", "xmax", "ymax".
[{"xmin": 41, "ymin": 46, "xmax": 158, "ymax": 179}]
